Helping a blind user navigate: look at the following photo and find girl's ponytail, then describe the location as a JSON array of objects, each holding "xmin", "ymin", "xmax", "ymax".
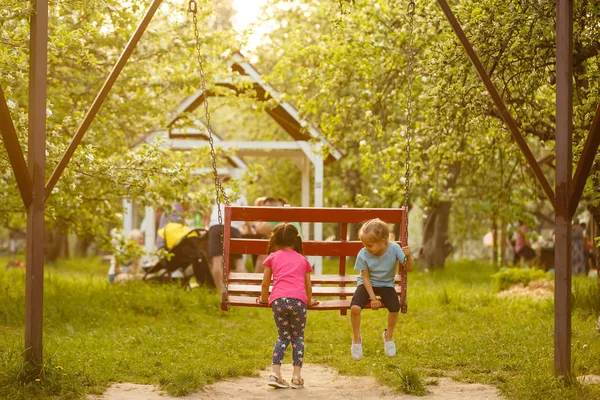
[
  {"xmin": 266, "ymin": 223, "xmax": 303, "ymax": 254},
  {"xmin": 293, "ymin": 234, "xmax": 303, "ymax": 255}
]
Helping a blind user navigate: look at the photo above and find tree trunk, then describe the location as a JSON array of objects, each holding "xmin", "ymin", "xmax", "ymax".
[
  {"xmin": 587, "ymin": 164, "xmax": 600, "ymax": 293},
  {"xmin": 500, "ymin": 218, "xmax": 507, "ymax": 265},
  {"xmin": 588, "ymin": 205, "xmax": 600, "ymax": 293},
  {"xmin": 45, "ymin": 225, "xmax": 69, "ymax": 262},
  {"xmin": 419, "ymin": 201, "xmax": 453, "ymax": 270},
  {"xmin": 75, "ymin": 235, "xmax": 93, "ymax": 257},
  {"xmin": 492, "ymin": 218, "xmax": 498, "ymax": 267}
]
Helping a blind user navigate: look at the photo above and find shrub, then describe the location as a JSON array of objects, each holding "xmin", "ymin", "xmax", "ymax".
[
  {"xmin": 572, "ymin": 280, "xmax": 600, "ymax": 315},
  {"xmin": 491, "ymin": 267, "xmax": 550, "ymax": 292}
]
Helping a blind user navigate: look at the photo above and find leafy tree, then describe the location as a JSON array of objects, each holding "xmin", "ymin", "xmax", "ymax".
[
  {"xmin": 252, "ymin": 0, "xmax": 599, "ymax": 269},
  {"xmin": 0, "ymin": 0, "xmax": 238, "ymax": 257}
]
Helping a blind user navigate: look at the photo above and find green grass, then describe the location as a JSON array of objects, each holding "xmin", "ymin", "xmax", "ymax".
[{"xmin": 1, "ymin": 259, "xmax": 600, "ymax": 399}]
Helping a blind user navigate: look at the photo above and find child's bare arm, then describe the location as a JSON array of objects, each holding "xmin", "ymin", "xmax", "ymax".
[
  {"xmin": 401, "ymin": 246, "xmax": 414, "ymax": 272},
  {"xmin": 361, "ymin": 270, "xmax": 381, "ymax": 310},
  {"xmin": 305, "ymin": 272, "xmax": 318, "ymax": 306},
  {"xmin": 258, "ymin": 267, "xmax": 272, "ymax": 304}
]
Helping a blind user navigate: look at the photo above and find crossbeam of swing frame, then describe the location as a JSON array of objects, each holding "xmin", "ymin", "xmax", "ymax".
[
  {"xmin": 0, "ymin": 0, "xmax": 598, "ymax": 373},
  {"xmin": 0, "ymin": 88, "xmax": 32, "ymax": 207}
]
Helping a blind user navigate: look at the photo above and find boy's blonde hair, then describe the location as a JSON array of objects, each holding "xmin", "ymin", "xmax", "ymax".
[{"xmin": 358, "ymin": 218, "xmax": 390, "ymax": 242}]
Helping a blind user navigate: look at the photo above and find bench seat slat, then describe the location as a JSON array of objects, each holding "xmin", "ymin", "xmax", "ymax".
[
  {"xmin": 229, "ymin": 284, "xmax": 402, "ymax": 296},
  {"xmin": 229, "ymin": 272, "xmax": 402, "ymax": 285},
  {"xmin": 227, "ymin": 296, "xmax": 391, "ymax": 310}
]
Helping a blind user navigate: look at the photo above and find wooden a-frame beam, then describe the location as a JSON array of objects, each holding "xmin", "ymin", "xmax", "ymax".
[
  {"xmin": 44, "ymin": 0, "xmax": 164, "ymax": 199},
  {"xmin": 437, "ymin": 0, "xmax": 556, "ymax": 209},
  {"xmin": 17, "ymin": 0, "xmax": 164, "ymax": 368},
  {"xmin": 570, "ymin": 102, "xmax": 600, "ymax": 217},
  {"xmin": 0, "ymin": 87, "xmax": 32, "ymax": 207}
]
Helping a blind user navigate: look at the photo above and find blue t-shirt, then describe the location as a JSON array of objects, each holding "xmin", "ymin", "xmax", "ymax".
[{"xmin": 355, "ymin": 242, "xmax": 406, "ymax": 288}]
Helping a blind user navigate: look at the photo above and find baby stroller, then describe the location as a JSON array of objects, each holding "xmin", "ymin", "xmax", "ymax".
[{"xmin": 143, "ymin": 223, "xmax": 214, "ymax": 288}]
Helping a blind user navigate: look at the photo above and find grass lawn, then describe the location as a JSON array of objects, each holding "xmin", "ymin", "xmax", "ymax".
[{"xmin": 0, "ymin": 257, "xmax": 599, "ymax": 399}]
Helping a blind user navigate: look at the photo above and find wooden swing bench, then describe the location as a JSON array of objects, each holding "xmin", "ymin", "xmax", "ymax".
[{"xmin": 221, "ymin": 206, "xmax": 408, "ymax": 313}]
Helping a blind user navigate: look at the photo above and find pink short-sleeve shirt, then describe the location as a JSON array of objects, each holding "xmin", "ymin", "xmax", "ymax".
[{"xmin": 263, "ymin": 249, "xmax": 312, "ymax": 305}]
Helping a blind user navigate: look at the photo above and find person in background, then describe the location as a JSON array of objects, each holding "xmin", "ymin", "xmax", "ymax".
[
  {"xmin": 253, "ymin": 197, "xmax": 280, "ymax": 273},
  {"xmin": 581, "ymin": 223, "xmax": 597, "ymax": 274},
  {"xmin": 513, "ymin": 221, "xmax": 536, "ymax": 266},
  {"xmin": 109, "ymin": 229, "xmax": 145, "ymax": 283},
  {"xmin": 155, "ymin": 202, "xmax": 185, "ymax": 250},
  {"xmin": 204, "ymin": 176, "xmax": 249, "ymax": 290},
  {"xmin": 254, "ymin": 196, "xmax": 267, "ymax": 207},
  {"xmin": 572, "ymin": 219, "xmax": 586, "ymax": 275},
  {"xmin": 253, "ymin": 198, "xmax": 304, "ymax": 273}
]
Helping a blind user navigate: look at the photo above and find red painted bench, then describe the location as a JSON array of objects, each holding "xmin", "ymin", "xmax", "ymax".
[{"xmin": 221, "ymin": 206, "xmax": 408, "ymax": 313}]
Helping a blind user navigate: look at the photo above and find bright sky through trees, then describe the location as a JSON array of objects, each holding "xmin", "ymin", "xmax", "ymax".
[{"xmin": 232, "ymin": 0, "xmax": 268, "ymax": 50}]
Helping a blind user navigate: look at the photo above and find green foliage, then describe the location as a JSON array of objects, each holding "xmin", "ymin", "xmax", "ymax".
[
  {"xmin": 491, "ymin": 267, "xmax": 550, "ymax": 292},
  {"xmin": 4, "ymin": 0, "xmax": 600, "ymax": 264},
  {"xmin": 253, "ymin": 0, "xmax": 600, "ymax": 261},
  {"xmin": 0, "ymin": 0, "xmax": 238, "ymax": 247}
]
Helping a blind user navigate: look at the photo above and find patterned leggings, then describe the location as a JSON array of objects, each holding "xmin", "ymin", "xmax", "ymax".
[{"xmin": 271, "ymin": 297, "xmax": 307, "ymax": 366}]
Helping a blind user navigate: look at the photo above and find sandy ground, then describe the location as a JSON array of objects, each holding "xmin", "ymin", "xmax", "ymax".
[
  {"xmin": 496, "ymin": 280, "xmax": 554, "ymax": 300},
  {"xmin": 88, "ymin": 364, "xmax": 503, "ymax": 400}
]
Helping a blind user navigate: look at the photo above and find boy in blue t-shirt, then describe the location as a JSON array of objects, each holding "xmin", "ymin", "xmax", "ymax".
[{"xmin": 350, "ymin": 218, "xmax": 413, "ymax": 360}]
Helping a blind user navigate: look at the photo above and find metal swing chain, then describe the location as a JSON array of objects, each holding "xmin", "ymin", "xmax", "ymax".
[
  {"xmin": 400, "ymin": 0, "xmax": 415, "ymax": 314},
  {"xmin": 188, "ymin": 0, "xmax": 231, "ymax": 304},
  {"xmin": 403, "ymin": 0, "xmax": 415, "ymax": 244}
]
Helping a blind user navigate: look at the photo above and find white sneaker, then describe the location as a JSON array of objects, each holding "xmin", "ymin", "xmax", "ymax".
[
  {"xmin": 383, "ymin": 330, "xmax": 396, "ymax": 357},
  {"xmin": 351, "ymin": 337, "xmax": 363, "ymax": 361}
]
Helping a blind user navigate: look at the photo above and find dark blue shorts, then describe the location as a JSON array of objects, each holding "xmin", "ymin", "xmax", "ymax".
[{"xmin": 350, "ymin": 285, "xmax": 400, "ymax": 312}]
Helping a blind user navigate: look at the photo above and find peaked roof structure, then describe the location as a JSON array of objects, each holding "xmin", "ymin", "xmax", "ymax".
[
  {"xmin": 138, "ymin": 128, "xmax": 248, "ymax": 169},
  {"xmin": 166, "ymin": 52, "xmax": 343, "ymax": 164}
]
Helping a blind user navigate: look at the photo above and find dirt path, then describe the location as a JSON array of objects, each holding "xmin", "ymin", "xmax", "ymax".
[{"xmin": 88, "ymin": 364, "xmax": 503, "ymax": 400}]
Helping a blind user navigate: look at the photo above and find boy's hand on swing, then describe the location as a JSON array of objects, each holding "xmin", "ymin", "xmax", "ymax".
[
  {"xmin": 370, "ymin": 299, "xmax": 381, "ymax": 310},
  {"xmin": 402, "ymin": 246, "xmax": 414, "ymax": 271}
]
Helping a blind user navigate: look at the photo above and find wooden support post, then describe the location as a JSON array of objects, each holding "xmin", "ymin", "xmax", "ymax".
[
  {"xmin": 301, "ymin": 156, "xmax": 310, "ymax": 240},
  {"xmin": 144, "ymin": 206, "xmax": 156, "ymax": 253},
  {"xmin": 313, "ymin": 149, "xmax": 324, "ymax": 275},
  {"xmin": 123, "ymin": 199, "xmax": 133, "ymax": 237},
  {"xmin": 25, "ymin": 0, "xmax": 48, "ymax": 368},
  {"xmin": 555, "ymin": 0, "xmax": 573, "ymax": 376}
]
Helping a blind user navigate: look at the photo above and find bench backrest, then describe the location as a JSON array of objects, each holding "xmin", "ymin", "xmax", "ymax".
[{"xmin": 223, "ymin": 206, "xmax": 408, "ymax": 274}]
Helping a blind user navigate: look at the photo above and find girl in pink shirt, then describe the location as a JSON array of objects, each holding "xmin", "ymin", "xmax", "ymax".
[{"xmin": 258, "ymin": 223, "xmax": 318, "ymax": 389}]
